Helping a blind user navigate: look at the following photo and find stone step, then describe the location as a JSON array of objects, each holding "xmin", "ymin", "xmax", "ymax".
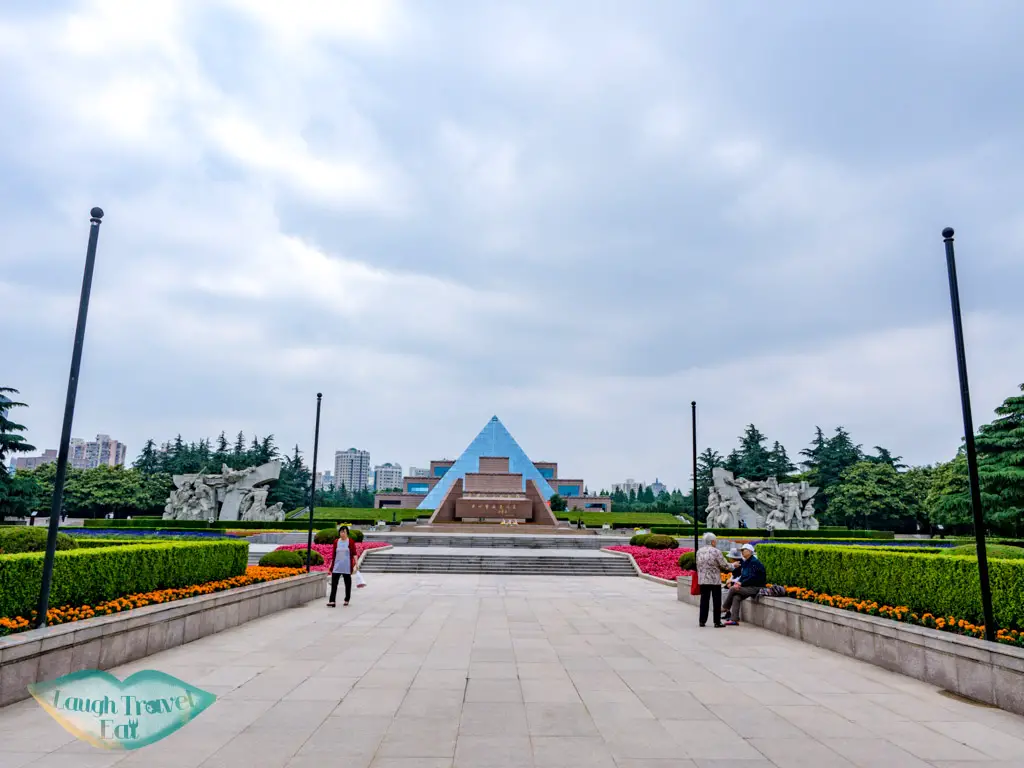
[
  {"xmin": 363, "ymin": 535, "xmax": 630, "ymax": 550},
  {"xmin": 359, "ymin": 552, "xmax": 636, "ymax": 576}
]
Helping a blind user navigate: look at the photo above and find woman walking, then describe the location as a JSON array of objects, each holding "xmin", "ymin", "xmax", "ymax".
[
  {"xmin": 695, "ymin": 532, "xmax": 731, "ymax": 628},
  {"xmin": 327, "ymin": 525, "xmax": 358, "ymax": 608}
]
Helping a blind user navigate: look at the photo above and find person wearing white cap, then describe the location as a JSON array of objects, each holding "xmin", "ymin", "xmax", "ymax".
[{"xmin": 721, "ymin": 543, "xmax": 767, "ymax": 626}]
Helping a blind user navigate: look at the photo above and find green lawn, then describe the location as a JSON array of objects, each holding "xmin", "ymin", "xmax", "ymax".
[{"xmin": 311, "ymin": 507, "xmax": 429, "ymax": 522}]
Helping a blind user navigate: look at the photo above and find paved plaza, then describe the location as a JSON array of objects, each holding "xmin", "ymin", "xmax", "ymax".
[{"xmin": 2, "ymin": 575, "xmax": 1024, "ymax": 767}]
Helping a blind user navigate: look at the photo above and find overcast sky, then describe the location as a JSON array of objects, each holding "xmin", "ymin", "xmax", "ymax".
[{"xmin": 3, "ymin": 1, "xmax": 1023, "ymax": 491}]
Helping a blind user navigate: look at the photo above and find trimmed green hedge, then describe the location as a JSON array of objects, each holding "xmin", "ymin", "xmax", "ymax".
[
  {"xmin": 555, "ymin": 512, "xmax": 682, "ymax": 528},
  {"xmin": 82, "ymin": 519, "xmax": 345, "ymax": 531},
  {"xmin": 649, "ymin": 526, "xmax": 894, "ymax": 540},
  {"xmin": 0, "ymin": 526, "xmax": 78, "ymax": 554},
  {"xmin": 312, "ymin": 507, "xmax": 430, "ymax": 522},
  {"xmin": 0, "ymin": 540, "xmax": 248, "ymax": 619},
  {"xmin": 756, "ymin": 543, "xmax": 1024, "ymax": 629},
  {"xmin": 73, "ymin": 538, "xmax": 139, "ymax": 549},
  {"xmin": 643, "ymin": 534, "xmax": 679, "ymax": 550},
  {"xmin": 259, "ymin": 550, "xmax": 306, "ymax": 568}
]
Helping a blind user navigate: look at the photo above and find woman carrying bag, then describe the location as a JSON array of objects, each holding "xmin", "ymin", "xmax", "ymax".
[
  {"xmin": 695, "ymin": 532, "xmax": 731, "ymax": 628},
  {"xmin": 327, "ymin": 525, "xmax": 358, "ymax": 607}
]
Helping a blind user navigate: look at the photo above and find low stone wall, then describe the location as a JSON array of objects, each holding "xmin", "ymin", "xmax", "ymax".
[
  {"xmin": 677, "ymin": 576, "xmax": 1024, "ymax": 717},
  {"xmin": 0, "ymin": 571, "xmax": 325, "ymax": 707}
]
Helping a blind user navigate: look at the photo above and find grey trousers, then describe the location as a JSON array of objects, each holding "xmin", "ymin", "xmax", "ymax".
[{"xmin": 722, "ymin": 585, "xmax": 760, "ymax": 620}]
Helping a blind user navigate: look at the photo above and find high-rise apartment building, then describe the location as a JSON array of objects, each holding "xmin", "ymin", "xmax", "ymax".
[
  {"xmin": 70, "ymin": 435, "xmax": 127, "ymax": 470},
  {"xmin": 14, "ymin": 449, "xmax": 58, "ymax": 471},
  {"xmin": 373, "ymin": 463, "xmax": 403, "ymax": 492},
  {"xmin": 320, "ymin": 470, "xmax": 334, "ymax": 489},
  {"xmin": 334, "ymin": 448, "xmax": 370, "ymax": 493},
  {"xmin": 612, "ymin": 478, "xmax": 642, "ymax": 495}
]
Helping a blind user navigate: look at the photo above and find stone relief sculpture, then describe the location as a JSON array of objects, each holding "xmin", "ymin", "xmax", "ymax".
[
  {"xmin": 705, "ymin": 467, "xmax": 819, "ymax": 531},
  {"xmin": 163, "ymin": 460, "xmax": 284, "ymax": 523}
]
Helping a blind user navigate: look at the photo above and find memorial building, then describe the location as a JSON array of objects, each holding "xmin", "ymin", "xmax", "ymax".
[{"xmin": 373, "ymin": 416, "xmax": 611, "ymax": 523}]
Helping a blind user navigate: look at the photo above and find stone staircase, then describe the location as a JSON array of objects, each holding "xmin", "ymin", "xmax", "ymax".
[
  {"xmin": 358, "ymin": 550, "xmax": 637, "ymax": 576},
  {"xmin": 362, "ymin": 533, "xmax": 630, "ymax": 550}
]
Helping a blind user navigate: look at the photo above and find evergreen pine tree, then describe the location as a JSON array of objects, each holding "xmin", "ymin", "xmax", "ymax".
[
  {"xmin": 767, "ymin": 441, "xmax": 795, "ymax": 480},
  {"xmin": 133, "ymin": 439, "xmax": 160, "ymax": 474},
  {"xmin": 0, "ymin": 388, "xmax": 35, "ymax": 466},
  {"xmin": 695, "ymin": 448, "xmax": 724, "ymax": 520},
  {"xmin": 866, "ymin": 446, "xmax": 906, "ymax": 470}
]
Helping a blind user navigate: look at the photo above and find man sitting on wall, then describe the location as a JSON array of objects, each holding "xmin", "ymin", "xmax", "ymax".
[{"xmin": 721, "ymin": 543, "xmax": 766, "ymax": 626}]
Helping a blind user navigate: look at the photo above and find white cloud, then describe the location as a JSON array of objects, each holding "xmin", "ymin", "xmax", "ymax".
[{"xmin": 2, "ymin": 1, "xmax": 1022, "ymax": 492}]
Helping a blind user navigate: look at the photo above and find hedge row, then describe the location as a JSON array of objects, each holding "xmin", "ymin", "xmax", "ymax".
[
  {"xmin": 311, "ymin": 507, "xmax": 431, "ymax": 521},
  {"xmin": 756, "ymin": 543, "xmax": 1024, "ymax": 629},
  {"xmin": 0, "ymin": 540, "xmax": 248, "ymax": 618},
  {"xmin": 82, "ymin": 519, "xmax": 349, "ymax": 531},
  {"xmin": 649, "ymin": 526, "xmax": 894, "ymax": 540}
]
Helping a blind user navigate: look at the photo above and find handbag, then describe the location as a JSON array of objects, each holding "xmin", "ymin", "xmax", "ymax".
[
  {"xmin": 689, "ymin": 574, "xmax": 700, "ymax": 596},
  {"xmin": 355, "ymin": 572, "xmax": 367, "ymax": 588}
]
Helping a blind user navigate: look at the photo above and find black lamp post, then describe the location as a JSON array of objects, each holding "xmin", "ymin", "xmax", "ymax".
[
  {"xmin": 305, "ymin": 393, "xmax": 323, "ymax": 572},
  {"xmin": 691, "ymin": 401, "xmax": 699, "ymax": 553},
  {"xmin": 942, "ymin": 227, "xmax": 995, "ymax": 642},
  {"xmin": 36, "ymin": 208, "xmax": 104, "ymax": 628}
]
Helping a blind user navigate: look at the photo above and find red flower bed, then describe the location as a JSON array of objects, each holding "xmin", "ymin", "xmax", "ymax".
[
  {"xmin": 274, "ymin": 541, "xmax": 387, "ymax": 572},
  {"xmin": 608, "ymin": 545, "xmax": 694, "ymax": 581}
]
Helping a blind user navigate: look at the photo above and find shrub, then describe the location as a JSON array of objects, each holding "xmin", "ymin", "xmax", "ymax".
[
  {"xmin": 292, "ymin": 548, "xmax": 324, "ymax": 565},
  {"xmin": 756, "ymin": 543, "xmax": 1024, "ymax": 629},
  {"xmin": 0, "ymin": 540, "xmax": 248, "ymax": 619},
  {"xmin": 629, "ymin": 533, "xmax": 651, "ymax": 546},
  {"xmin": 649, "ymin": 526, "xmax": 894, "ymax": 540},
  {"xmin": 0, "ymin": 526, "xmax": 78, "ymax": 554},
  {"xmin": 314, "ymin": 527, "xmax": 338, "ymax": 544},
  {"xmin": 643, "ymin": 534, "xmax": 679, "ymax": 550},
  {"xmin": 259, "ymin": 550, "xmax": 305, "ymax": 568},
  {"xmin": 677, "ymin": 551, "xmax": 696, "ymax": 571},
  {"xmin": 944, "ymin": 543, "xmax": 1024, "ymax": 560}
]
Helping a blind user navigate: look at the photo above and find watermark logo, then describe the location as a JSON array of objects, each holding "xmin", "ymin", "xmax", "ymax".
[{"xmin": 28, "ymin": 670, "xmax": 216, "ymax": 750}]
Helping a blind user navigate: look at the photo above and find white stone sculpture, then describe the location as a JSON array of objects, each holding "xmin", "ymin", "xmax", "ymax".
[
  {"xmin": 704, "ymin": 467, "xmax": 819, "ymax": 531},
  {"xmin": 163, "ymin": 460, "xmax": 285, "ymax": 523}
]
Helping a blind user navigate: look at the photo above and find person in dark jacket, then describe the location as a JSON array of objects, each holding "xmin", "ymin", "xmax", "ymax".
[{"xmin": 721, "ymin": 543, "xmax": 766, "ymax": 625}]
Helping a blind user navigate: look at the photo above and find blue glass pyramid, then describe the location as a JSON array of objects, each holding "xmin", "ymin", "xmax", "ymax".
[{"xmin": 418, "ymin": 416, "xmax": 555, "ymax": 509}]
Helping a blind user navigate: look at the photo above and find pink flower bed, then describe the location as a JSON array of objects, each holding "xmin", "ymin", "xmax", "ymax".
[
  {"xmin": 274, "ymin": 541, "xmax": 388, "ymax": 572},
  {"xmin": 608, "ymin": 545, "xmax": 694, "ymax": 581}
]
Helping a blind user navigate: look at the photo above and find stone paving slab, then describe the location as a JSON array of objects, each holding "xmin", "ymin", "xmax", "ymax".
[{"xmin": 1, "ymin": 574, "xmax": 1023, "ymax": 767}]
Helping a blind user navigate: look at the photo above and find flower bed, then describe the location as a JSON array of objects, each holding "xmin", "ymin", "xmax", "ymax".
[
  {"xmin": 0, "ymin": 565, "xmax": 302, "ymax": 637},
  {"xmin": 783, "ymin": 585, "xmax": 1024, "ymax": 648},
  {"xmin": 274, "ymin": 541, "xmax": 388, "ymax": 572},
  {"xmin": 607, "ymin": 545, "xmax": 694, "ymax": 581}
]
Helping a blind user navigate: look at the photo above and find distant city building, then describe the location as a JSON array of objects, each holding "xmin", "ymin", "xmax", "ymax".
[
  {"xmin": 321, "ymin": 470, "xmax": 334, "ymax": 489},
  {"xmin": 612, "ymin": 478, "xmax": 642, "ymax": 495},
  {"xmin": 14, "ymin": 449, "xmax": 58, "ymax": 471},
  {"xmin": 373, "ymin": 462, "xmax": 403, "ymax": 492},
  {"xmin": 650, "ymin": 478, "xmax": 667, "ymax": 497},
  {"xmin": 408, "ymin": 467, "xmax": 429, "ymax": 477},
  {"xmin": 334, "ymin": 448, "xmax": 370, "ymax": 493},
  {"xmin": 69, "ymin": 435, "xmax": 127, "ymax": 470}
]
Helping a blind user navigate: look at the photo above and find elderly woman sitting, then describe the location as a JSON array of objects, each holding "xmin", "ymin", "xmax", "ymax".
[{"xmin": 695, "ymin": 532, "xmax": 732, "ymax": 628}]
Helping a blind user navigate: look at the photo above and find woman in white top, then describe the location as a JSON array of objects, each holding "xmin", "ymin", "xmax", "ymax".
[{"xmin": 327, "ymin": 526, "xmax": 358, "ymax": 607}]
